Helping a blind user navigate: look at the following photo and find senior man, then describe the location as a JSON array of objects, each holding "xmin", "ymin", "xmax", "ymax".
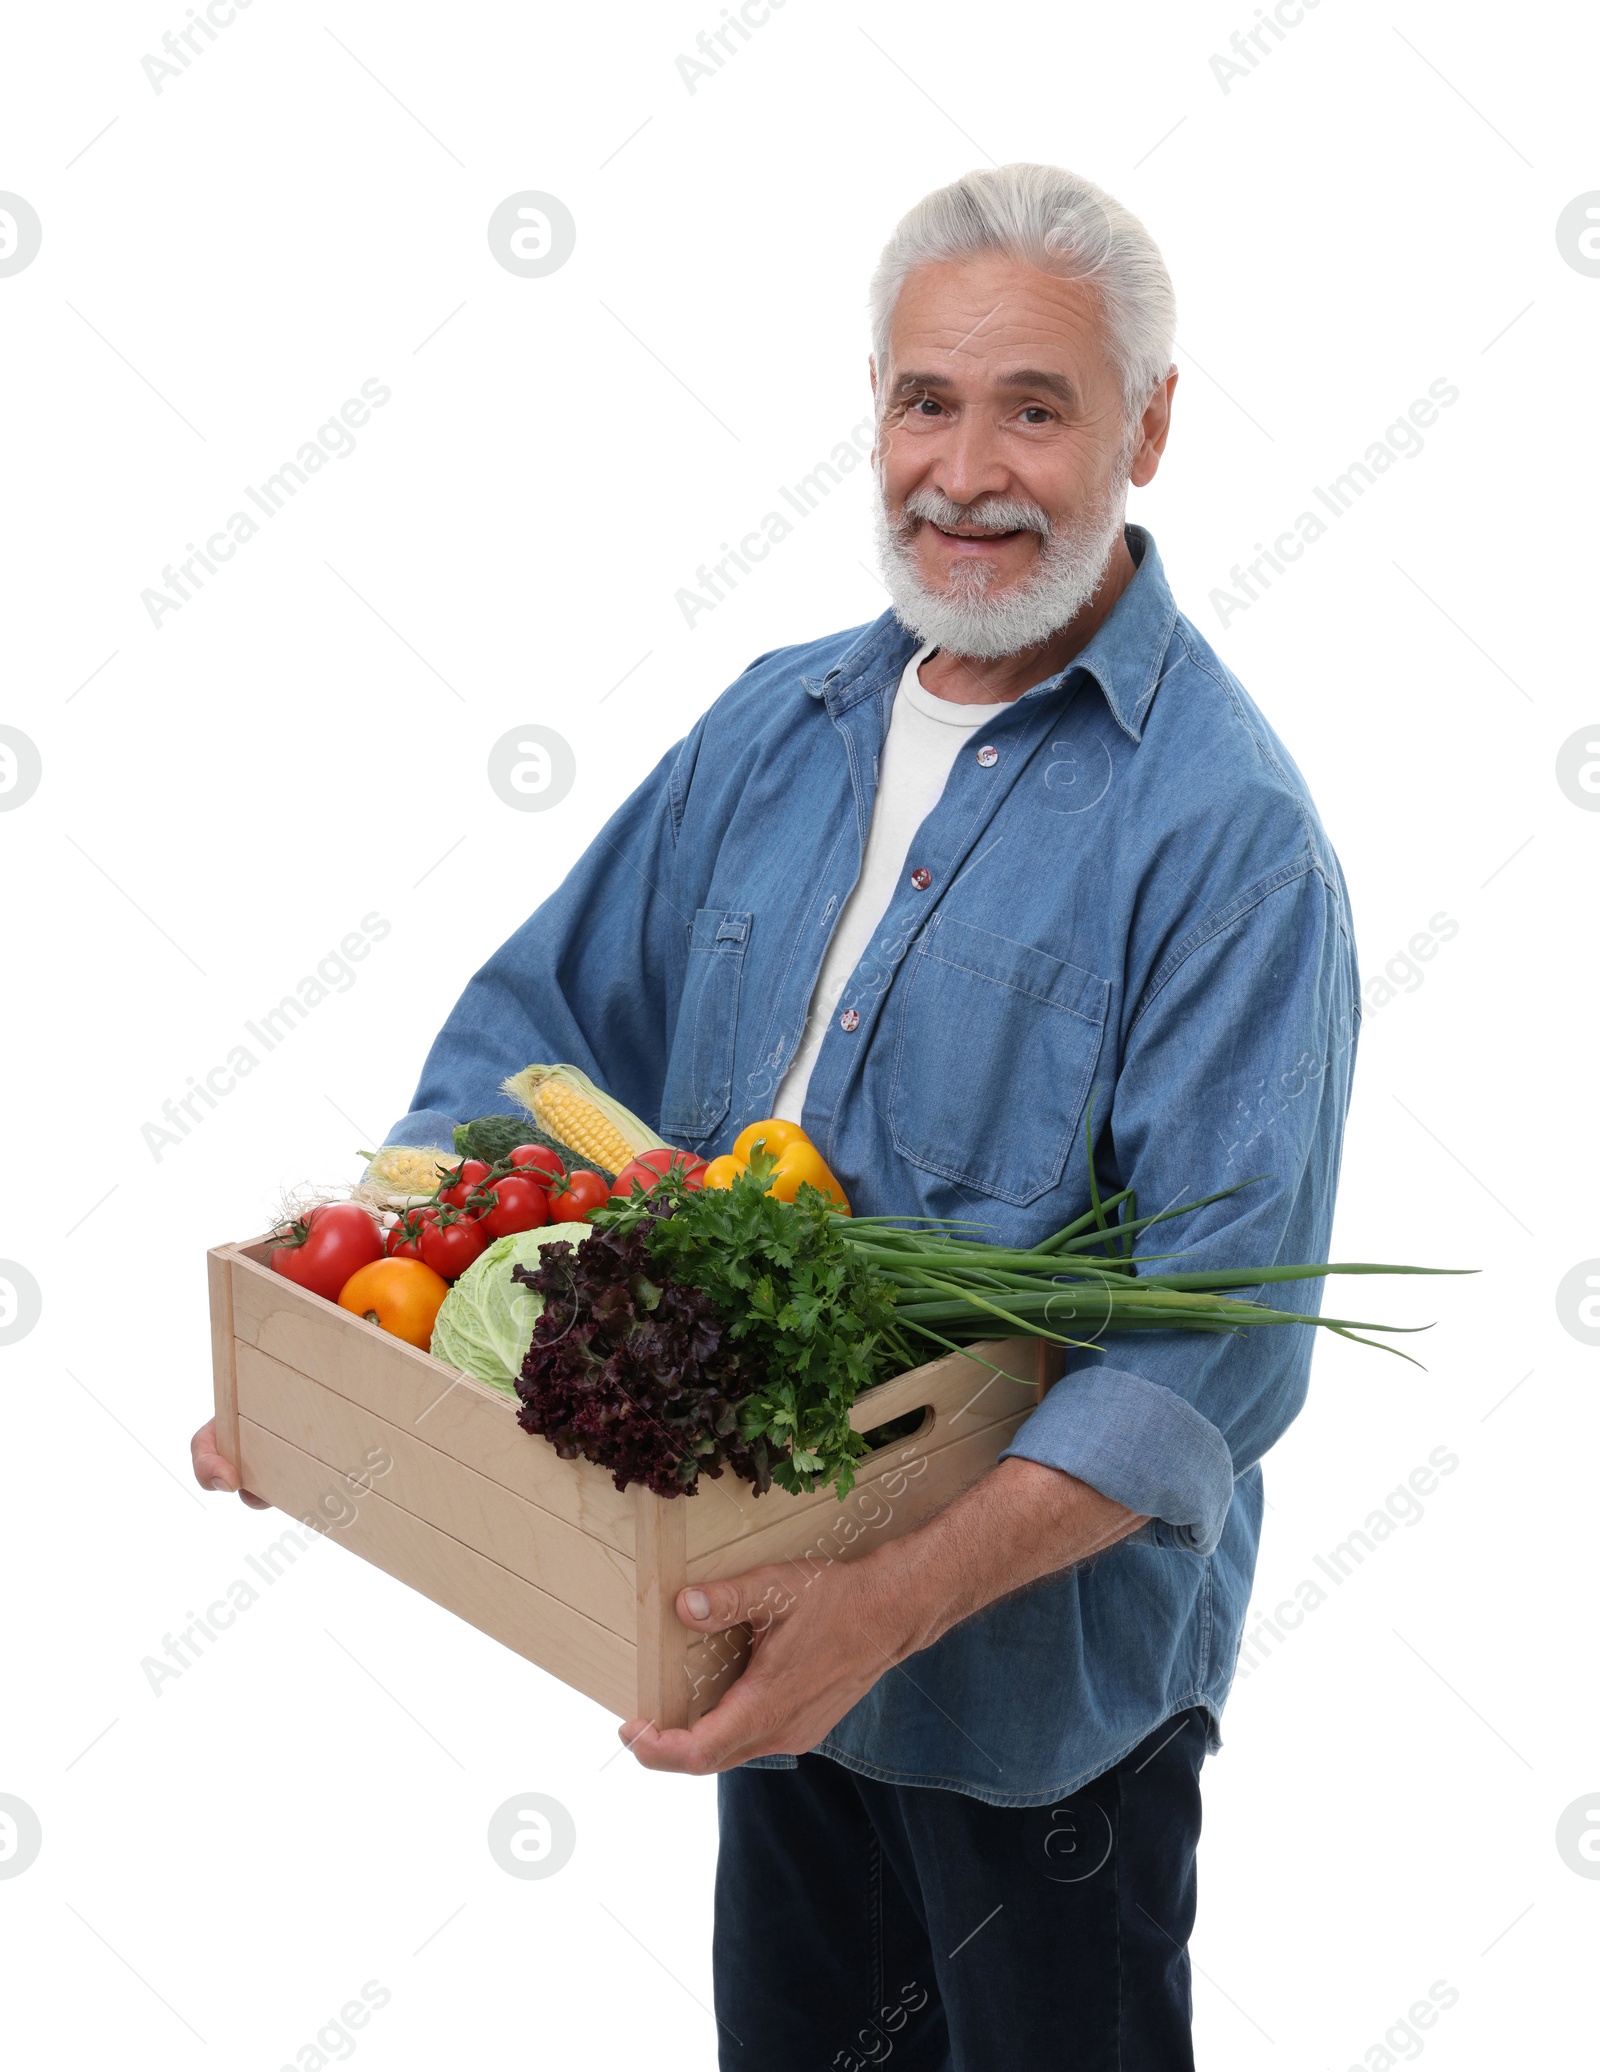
[{"xmin": 196, "ymin": 164, "xmax": 1357, "ymax": 2067}]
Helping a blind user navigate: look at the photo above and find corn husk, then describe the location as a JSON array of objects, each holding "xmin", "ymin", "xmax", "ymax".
[
  {"xmin": 501, "ymin": 1063, "xmax": 668, "ymax": 1163},
  {"xmin": 358, "ymin": 1143, "xmax": 456, "ymax": 1209}
]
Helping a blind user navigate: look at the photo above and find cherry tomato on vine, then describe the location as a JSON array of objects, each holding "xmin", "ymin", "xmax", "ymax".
[
  {"xmin": 548, "ymin": 1169, "xmax": 610, "ymax": 1221},
  {"xmin": 386, "ymin": 1207, "xmax": 438, "ymax": 1261},
  {"xmin": 609, "ymin": 1149, "xmax": 709, "ymax": 1198},
  {"xmin": 478, "ymin": 1175, "xmax": 550, "ymax": 1240},
  {"xmin": 509, "ymin": 1144, "xmax": 566, "ymax": 1181},
  {"xmin": 418, "ymin": 1211, "xmax": 489, "ymax": 1281},
  {"xmin": 438, "ymin": 1158, "xmax": 491, "ymax": 1211}
]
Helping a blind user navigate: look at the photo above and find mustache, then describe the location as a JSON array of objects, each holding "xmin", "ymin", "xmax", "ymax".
[{"xmin": 894, "ymin": 487, "xmax": 1053, "ymax": 540}]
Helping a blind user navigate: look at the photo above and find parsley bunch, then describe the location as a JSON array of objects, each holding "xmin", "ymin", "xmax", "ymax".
[{"xmin": 599, "ymin": 1167, "xmax": 911, "ymax": 1497}]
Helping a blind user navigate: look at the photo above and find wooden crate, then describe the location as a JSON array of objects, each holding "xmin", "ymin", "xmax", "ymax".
[{"xmin": 208, "ymin": 1235, "xmax": 1062, "ymax": 1728}]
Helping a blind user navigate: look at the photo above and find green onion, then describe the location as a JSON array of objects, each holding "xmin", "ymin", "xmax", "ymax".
[{"xmin": 823, "ymin": 1116, "xmax": 1463, "ymax": 1374}]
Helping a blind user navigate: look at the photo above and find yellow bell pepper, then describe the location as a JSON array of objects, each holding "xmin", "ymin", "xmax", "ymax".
[
  {"xmin": 766, "ymin": 1139, "xmax": 850, "ymax": 1213},
  {"xmin": 704, "ymin": 1120, "xmax": 850, "ymax": 1213},
  {"xmin": 732, "ymin": 1117, "xmax": 810, "ymax": 1164}
]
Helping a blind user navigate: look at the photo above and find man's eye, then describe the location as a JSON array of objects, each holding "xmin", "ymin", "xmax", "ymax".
[
  {"xmin": 1020, "ymin": 406, "xmax": 1052, "ymax": 424},
  {"xmin": 913, "ymin": 397, "xmax": 943, "ymax": 416}
]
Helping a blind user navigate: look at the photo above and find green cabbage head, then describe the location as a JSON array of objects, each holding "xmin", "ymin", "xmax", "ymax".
[{"xmin": 428, "ymin": 1223, "xmax": 592, "ymax": 1395}]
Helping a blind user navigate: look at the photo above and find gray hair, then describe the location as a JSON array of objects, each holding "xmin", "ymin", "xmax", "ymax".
[{"xmin": 868, "ymin": 164, "xmax": 1176, "ymax": 431}]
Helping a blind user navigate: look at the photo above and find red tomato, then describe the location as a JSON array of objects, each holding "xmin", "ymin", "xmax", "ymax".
[
  {"xmin": 438, "ymin": 1158, "xmax": 491, "ymax": 1211},
  {"xmin": 418, "ymin": 1211, "xmax": 489, "ymax": 1282},
  {"xmin": 609, "ymin": 1148, "xmax": 710, "ymax": 1198},
  {"xmin": 509, "ymin": 1144, "xmax": 566, "ymax": 1181},
  {"xmin": 548, "ymin": 1169, "xmax": 610, "ymax": 1221},
  {"xmin": 386, "ymin": 1207, "xmax": 437, "ymax": 1261},
  {"xmin": 639, "ymin": 1147, "xmax": 709, "ymax": 1178},
  {"xmin": 270, "ymin": 1202, "xmax": 383, "ymax": 1303},
  {"xmin": 478, "ymin": 1174, "xmax": 550, "ymax": 1240}
]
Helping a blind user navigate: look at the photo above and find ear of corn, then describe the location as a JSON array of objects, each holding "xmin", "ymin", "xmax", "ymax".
[
  {"xmin": 359, "ymin": 1143, "xmax": 454, "ymax": 1206},
  {"xmin": 501, "ymin": 1062, "xmax": 669, "ymax": 1174}
]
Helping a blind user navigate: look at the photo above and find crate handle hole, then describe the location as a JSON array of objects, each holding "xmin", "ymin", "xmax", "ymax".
[{"xmin": 858, "ymin": 1404, "xmax": 934, "ymax": 1454}]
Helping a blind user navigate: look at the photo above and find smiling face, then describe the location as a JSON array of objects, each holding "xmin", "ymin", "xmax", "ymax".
[{"xmin": 872, "ymin": 252, "xmax": 1156, "ymax": 661}]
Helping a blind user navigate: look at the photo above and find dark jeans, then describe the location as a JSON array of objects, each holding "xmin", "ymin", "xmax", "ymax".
[{"xmin": 713, "ymin": 1707, "xmax": 1207, "ymax": 2071}]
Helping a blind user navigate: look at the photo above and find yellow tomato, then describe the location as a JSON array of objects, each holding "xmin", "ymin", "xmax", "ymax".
[
  {"xmin": 766, "ymin": 1140, "xmax": 850, "ymax": 1214},
  {"xmin": 702, "ymin": 1153, "xmax": 745, "ymax": 1190},
  {"xmin": 338, "ymin": 1257, "xmax": 450, "ymax": 1348},
  {"xmin": 732, "ymin": 1116, "xmax": 810, "ymax": 1165}
]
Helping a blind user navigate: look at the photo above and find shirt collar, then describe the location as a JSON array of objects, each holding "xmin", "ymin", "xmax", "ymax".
[{"xmin": 806, "ymin": 525, "xmax": 1178, "ymax": 745}]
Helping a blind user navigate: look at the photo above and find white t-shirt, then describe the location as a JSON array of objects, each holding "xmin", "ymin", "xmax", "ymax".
[{"xmin": 772, "ymin": 644, "xmax": 1012, "ymax": 1125}]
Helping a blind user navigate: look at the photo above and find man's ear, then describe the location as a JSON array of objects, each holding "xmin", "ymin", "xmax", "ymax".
[
  {"xmin": 1129, "ymin": 366, "xmax": 1177, "ymax": 489},
  {"xmin": 868, "ymin": 353, "xmax": 878, "ymax": 400}
]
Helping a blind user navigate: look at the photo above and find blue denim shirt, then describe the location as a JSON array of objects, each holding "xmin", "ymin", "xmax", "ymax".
[{"xmin": 388, "ymin": 528, "xmax": 1359, "ymax": 1805}]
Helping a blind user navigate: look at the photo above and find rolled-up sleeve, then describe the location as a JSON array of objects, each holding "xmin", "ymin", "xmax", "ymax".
[{"xmin": 999, "ymin": 862, "xmax": 1359, "ymax": 1556}]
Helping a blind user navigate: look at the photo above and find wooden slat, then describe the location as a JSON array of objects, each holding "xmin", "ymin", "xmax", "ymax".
[
  {"xmin": 236, "ymin": 1419, "xmax": 636, "ymax": 1718},
  {"xmin": 226, "ymin": 1248, "xmax": 635, "ymax": 1554},
  {"xmin": 687, "ymin": 1339, "xmax": 1045, "ymax": 1559},
  {"xmin": 235, "ymin": 1343, "xmax": 637, "ymax": 1637},
  {"xmin": 689, "ymin": 1410, "xmax": 1032, "ymax": 1585},
  {"xmin": 207, "ymin": 1246, "xmax": 241, "ymax": 1475},
  {"xmin": 634, "ymin": 1495, "xmax": 690, "ymax": 1729}
]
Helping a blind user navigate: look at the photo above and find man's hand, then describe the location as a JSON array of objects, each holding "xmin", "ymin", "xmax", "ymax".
[
  {"xmin": 621, "ymin": 1548, "xmax": 923, "ymax": 1774},
  {"xmin": 622, "ymin": 1456, "xmax": 1147, "ymax": 1774},
  {"xmin": 190, "ymin": 1417, "xmax": 269, "ymax": 1507}
]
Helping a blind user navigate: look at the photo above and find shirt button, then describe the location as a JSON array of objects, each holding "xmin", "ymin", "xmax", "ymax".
[
  {"xmin": 976, "ymin": 744, "xmax": 999, "ymax": 768},
  {"xmin": 839, "ymin": 1008, "xmax": 860, "ymax": 1032},
  {"xmin": 909, "ymin": 867, "xmax": 931, "ymax": 890}
]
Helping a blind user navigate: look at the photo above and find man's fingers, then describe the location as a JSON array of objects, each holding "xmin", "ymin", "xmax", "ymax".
[
  {"xmin": 621, "ymin": 1721, "xmax": 720, "ymax": 1774},
  {"xmin": 190, "ymin": 1418, "xmax": 221, "ymax": 1482},
  {"xmin": 675, "ymin": 1566, "xmax": 794, "ymax": 1636},
  {"xmin": 620, "ymin": 1685, "xmax": 770, "ymax": 1775},
  {"xmin": 190, "ymin": 1417, "xmax": 267, "ymax": 1507},
  {"xmin": 191, "ymin": 1420, "xmax": 236, "ymax": 1492}
]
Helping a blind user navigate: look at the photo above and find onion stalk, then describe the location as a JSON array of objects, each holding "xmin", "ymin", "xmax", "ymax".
[{"xmin": 827, "ymin": 1158, "xmax": 1460, "ymax": 1377}]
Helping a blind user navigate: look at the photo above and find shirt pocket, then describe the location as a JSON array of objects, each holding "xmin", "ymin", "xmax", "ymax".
[
  {"xmin": 886, "ymin": 913, "xmax": 1109, "ymax": 1205},
  {"xmin": 659, "ymin": 908, "xmax": 752, "ymax": 1145}
]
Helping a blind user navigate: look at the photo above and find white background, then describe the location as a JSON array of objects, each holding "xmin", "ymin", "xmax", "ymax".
[{"xmin": 2, "ymin": 0, "xmax": 1595, "ymax": 2064}]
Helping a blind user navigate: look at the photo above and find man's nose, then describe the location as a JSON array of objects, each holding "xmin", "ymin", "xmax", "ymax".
[{"xmin": 931, "ymin": 412, "xmax": 1012, "ymax": 508}]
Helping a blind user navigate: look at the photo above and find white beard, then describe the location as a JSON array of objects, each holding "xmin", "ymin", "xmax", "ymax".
[{"xmin": 871, "ymin": 465, "xmax": 1130, "ymax": 661}]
